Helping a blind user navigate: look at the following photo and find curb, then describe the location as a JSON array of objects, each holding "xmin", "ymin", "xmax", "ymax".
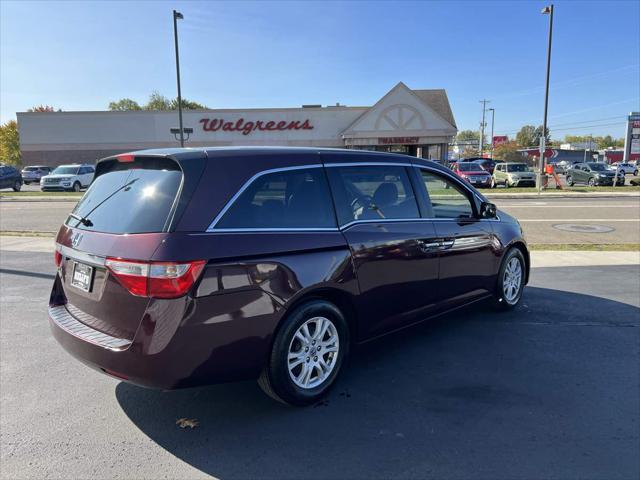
[
  {"xmin": 485, "ymin": 192, "xmax": 640, "ymax": 199},
  {"xmin": 0, "ymin": 197, "xmax": 80, "ymax": 202}
]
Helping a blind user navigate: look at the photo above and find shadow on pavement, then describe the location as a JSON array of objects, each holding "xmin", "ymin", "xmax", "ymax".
[{"xmin": 116, "ymin": 286, "xmax": 639, "ymax": 480}]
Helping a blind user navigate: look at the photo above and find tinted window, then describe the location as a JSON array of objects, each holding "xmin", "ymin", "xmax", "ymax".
[
  {"xmin": 420, "ymin": 170, "xmax": 474, "ymax": 219},
  {"xmin": 506, "ymin": 164, "xmax": 530, "ymax": 172},
  {"xmin": 327, "ymin": 165, "xmax": 419, "ymax": 225},
  {"xmin": 216, "ymin": 167, "xmax": 336, "ymax": 229},
  {"xmin": 587, "ymin": 163, "xmax": 608, "ymax": 171},
  {"xmin": 52, "ymin": 166, "xmax": 79, "ymax": 175},
  {"xmin": 67, "ymin": 159, "xmax": 182, "ymax": 234}
]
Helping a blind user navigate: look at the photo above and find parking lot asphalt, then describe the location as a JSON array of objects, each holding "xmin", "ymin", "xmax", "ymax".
[
  {"xmin": 0, "ymin": 249, "xmax": 638, "ymax": 480},
  {"xmin": 1, "ymin": 195, "xmax": 638, "ymax": 244}
]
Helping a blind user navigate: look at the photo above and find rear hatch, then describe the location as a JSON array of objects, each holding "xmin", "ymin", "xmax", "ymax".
[{"xmin": 53, "ymin": 153, "xmax": 201, "ymax": 341}]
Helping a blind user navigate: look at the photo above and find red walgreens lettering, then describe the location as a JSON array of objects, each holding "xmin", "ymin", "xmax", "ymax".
[{"xmin": 199, "ymin": 117, "xmax": 314, "ymax": 135}]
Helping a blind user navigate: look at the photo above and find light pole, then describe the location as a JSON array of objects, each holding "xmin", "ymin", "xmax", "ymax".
[
  {"xmin": 488, "ymin": 108, "xmax": 495, "ymax": 157},
  {"xmin": 479, "ymin": 99, "xmax": 490, "ymax": 157},
  {"xmin": 538, "ymin": 4, "xmax": 554, "ymax": 193},
  {"xmin": 173, "ymin": 10, "xmax": 185, "ymax": 147}
]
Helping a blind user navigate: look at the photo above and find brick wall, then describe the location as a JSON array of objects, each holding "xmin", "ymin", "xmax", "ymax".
[{"xmin": 20, "ymin": 149, "xmax": 130, "ymax": 167}]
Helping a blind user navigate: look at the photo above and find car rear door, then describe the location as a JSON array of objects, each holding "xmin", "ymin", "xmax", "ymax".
[
  {"xmin": 322, "ymin": 153, "xmax": 441, "ymax": 339},
  {"xmin": 415, "ymin": 166, "xmax": 498, "ymax": 306}
]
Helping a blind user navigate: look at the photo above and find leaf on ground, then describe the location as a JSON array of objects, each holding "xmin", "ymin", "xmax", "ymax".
[{"xmin": 176, "ymin": 418, "xmax": 199, "ymax": 429}]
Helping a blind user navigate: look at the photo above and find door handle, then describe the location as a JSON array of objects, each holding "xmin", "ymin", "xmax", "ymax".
[
  {"xmin": 417, "ymin": 239, "xmax": 441, "ymax": 253},
  {"xmin": 417, "ymin": 238, "xmax": 455, "ymax": 252},
  {"xmin": 440, "ymin": 239, "xmax": 455, "ymax": 250}
]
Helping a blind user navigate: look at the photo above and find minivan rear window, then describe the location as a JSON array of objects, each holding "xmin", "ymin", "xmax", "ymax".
[{"xmin": 66, "ymin": 158, "xmax": 182, "ymax": 234}]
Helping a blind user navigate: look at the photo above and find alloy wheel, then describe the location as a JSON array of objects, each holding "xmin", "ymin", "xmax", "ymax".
[
  {"xmin": 503, "ymin": 257, "xmax": 523, "ymax": 304},
  {"xmin": 287, "ymin": 316, "xmax": 339, "ymax": 389}
]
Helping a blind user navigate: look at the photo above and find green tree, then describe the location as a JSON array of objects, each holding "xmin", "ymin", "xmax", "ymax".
[
  {"xmin": 533, "ymin": 125, "xmax": 550, "ymax": 146},
  {"xmin": 27, "ymin": 105, "xmax": 57, "ymax": 112},
  {"xmin": 0, "ymin": 120, "xmax": 21, "ymax": 166},
  {"xmin": 516, "ymin": 125, "xmax": 537, "ymax": 147},
  {"xmin": 493, "ymin": 141, "xmax": 525, "ymax": 162},
  {"xmin": 170, "ymin": 98, "xmax": 208, "ymax": 110},
  {"xmin": 597, "ymin": 135, "xmax": 617, "ymax": 149},
  {"xmin": 108, "ymin": 98, "xmax": 142, "ymax": 111},
  {"xmin": 456, "ymin": 130, "xmax": 480, "ymax": 142},
  {"xmin": 144, "ymin": 91, "xmax": 172, "ymax": 110}
]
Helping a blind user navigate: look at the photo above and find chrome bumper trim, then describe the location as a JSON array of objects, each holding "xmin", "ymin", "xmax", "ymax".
[{"xmin": 49, "ymin": 305, "xmax": 131, "ymax": 351}]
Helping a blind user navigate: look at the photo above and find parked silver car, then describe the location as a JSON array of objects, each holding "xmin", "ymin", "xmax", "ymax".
[{"xmin": 21, "ymin": 165, "xmax": 52, "ymax": 184}]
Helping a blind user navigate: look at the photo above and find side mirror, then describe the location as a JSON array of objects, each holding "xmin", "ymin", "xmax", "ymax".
[{"xmin": 480, "ymin": 201, "xmax": 497, "ymax": 219}]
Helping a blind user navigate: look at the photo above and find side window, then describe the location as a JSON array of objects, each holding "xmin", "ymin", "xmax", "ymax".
[
  {"xmin": 420, "ymin": 170, "xmax": 474, "ymax": 219},
  {"xmin": 78, "ymin": 167, "xmax": 86, "ymax": 174},
  {"xmin": 326, "ymin": 165, "xmax": 419, "ymax": 225},
  {"xmin": 215, "ymin": 167, "xmax": 336, "ymax": 229}
]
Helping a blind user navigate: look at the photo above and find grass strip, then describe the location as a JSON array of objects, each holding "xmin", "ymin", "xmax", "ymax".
[{"xmin": 529, "ymin": 243, "xmax": 640, "ymax": 251}]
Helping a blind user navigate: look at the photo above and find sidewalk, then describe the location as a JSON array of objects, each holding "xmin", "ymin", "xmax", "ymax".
[{"xmin": 484, "ymin": 191, "xmax": 640, "ymax": 199}]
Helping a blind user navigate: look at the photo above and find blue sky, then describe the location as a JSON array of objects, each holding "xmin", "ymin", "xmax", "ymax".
[{"xmin": 1, "ymin": 0, "xmax": 639, "ymax": 140}]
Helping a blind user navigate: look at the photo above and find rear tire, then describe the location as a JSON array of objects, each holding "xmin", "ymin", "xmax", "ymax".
[
  {"xmin": 258, "ymin": 300, "xmax": 349, "ymax": 406},
  {"xmin": 493, "ymin": 248, "xmax": 526, "ymax": 310},
  {"xmin": 566, "ymin": 175, "xmax": 574, "ymax": 186},
  {"xmin": 12, "ymin": 180, "xmax": 21, "ymax": 192},
  {"xmin": 633, "ymin": 170, "xmax": 638, "ymax": 176}
]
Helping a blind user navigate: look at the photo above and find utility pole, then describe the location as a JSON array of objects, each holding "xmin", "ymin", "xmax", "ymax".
[
  {"xmin": 538, "ymin": 4, "xmax": 554, "ymax": 193},
  {"xmin": 488, "ymin": 108, "xmax": 495, "ymax": 157},
  {"xmin": 479, "ymin": 99, "xmax": 490, "ymax": 157},
  {"xmin": 173, "ymin": 10, "xmax": 185, "ymax": 147}
]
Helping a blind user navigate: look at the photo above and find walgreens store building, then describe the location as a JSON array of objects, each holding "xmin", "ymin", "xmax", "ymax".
[{"xmin": 17, "ymin": 82, "xmax": 457, "ymax": 167}]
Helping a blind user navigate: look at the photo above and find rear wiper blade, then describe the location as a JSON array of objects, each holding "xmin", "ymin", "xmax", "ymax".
[{"xmin": 68, "ymin": 213, "xmax": 93, "ymax": 227}]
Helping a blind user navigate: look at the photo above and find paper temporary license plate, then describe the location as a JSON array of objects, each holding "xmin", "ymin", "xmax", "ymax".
[{"xmin": 71, "ymin": 262, "xmax": 93, "ymax": 292}]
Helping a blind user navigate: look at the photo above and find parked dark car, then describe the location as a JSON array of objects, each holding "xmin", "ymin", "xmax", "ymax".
[
  {"xmin": 48, "ymin": 147, "xmax": 530, "ymax": 405},
  {"xmin": 451, "ymin": 161, "xmax": 493, "ymax": 188},
  {"xmin": 21, "ymin": 165, "xmax": 52, "ymax": 184},
  {"xmin": 0, "ymin": 165, "xmax": 23, "ymax": 191},
  {"xmin": 472, "ymin": 158, "xmax": 497, "ymax": 174},
  {"xmin": 566, "ymin": 162, "xmax": 625, "ymax": 186}
]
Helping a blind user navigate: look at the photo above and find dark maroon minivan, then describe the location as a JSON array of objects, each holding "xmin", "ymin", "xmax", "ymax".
[{"xmin": 49, "ymin": 147, "xmax": 529, "ymax": 405}]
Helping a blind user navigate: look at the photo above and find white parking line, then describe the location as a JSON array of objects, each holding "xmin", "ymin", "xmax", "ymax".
[
  {"xmin": 499, "ymin": 204, "xmax": 639, "ymax": 208},
  {"xmin": 519, "ymin": 219, "xmax": 639, "ymax": 222}
]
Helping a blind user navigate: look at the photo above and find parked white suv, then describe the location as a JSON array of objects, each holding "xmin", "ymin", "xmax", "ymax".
[{"xmin": 40, "ymin": 164, "xmax": 95, "ymax": 192}]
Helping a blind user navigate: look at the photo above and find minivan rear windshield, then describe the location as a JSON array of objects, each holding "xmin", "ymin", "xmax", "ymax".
[{"xmin": 66, "ymin": 157, "xmax": 182, "ymax": 234}]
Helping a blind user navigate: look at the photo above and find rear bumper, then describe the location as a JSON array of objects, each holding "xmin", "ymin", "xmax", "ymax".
[{"xmin": 49, "ymin": 289, "xmax": 284, "ymax": 389}]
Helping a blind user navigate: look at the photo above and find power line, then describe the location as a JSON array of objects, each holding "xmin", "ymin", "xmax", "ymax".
[{"xmin": 495, "ymin": 116, "xmax": 628, "ymax": 135}]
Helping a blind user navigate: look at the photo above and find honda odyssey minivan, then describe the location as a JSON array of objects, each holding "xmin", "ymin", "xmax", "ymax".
[{"xmin": 49, "ymin": 147, "xmax": 529, "ymax": 406}]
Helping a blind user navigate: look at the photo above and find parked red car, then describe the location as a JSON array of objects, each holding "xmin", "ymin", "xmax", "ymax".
[
  {"xmin": 451, "ymin": 161, "xmax": 492, "ymax": 188},
  {"xmin": 49, "ymin": 147, "xmax": 529, "ymax": 405}
]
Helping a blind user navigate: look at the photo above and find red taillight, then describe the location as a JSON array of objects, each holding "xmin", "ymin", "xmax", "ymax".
[
  {"xmin": 54, "ymin": 246, "xmax": 62, "ymax": 268},
  {"xmin": 116, "ymin": 153, "xmax": 135, "ymax": 162},
  {"xmin": 105, "ymin": 258, "xmax": 206, "ymax": 299}
]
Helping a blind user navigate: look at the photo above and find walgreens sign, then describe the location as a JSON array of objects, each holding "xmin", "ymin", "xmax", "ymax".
[{"xmin": 199, "ymin": 117, "xmax": 314, "ymax": 136}]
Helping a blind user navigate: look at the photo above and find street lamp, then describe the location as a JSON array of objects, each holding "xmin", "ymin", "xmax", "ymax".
[
  {"xmin": 488, "ymin": 108, "xmax": 495, "ymax": 157},
  {"xmin": 173, "ymin": 10, "xmax": 185, "ymax": 147},
  {"xmin": 538, "ymin": 4, "xmax": 554, "ymax": 193}
]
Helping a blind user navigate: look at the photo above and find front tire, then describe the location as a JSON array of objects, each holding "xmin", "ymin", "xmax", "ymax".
[
  {"xmin": 258, "ymin": 300, "xmax": 349, "ymax": 406},
  {"xmin": 588, "ymin": 177, "xmax": 596, "ymax": 187},
  {"xmin": 493, "ymin": 248, "xmax": 526, "ymax": 310},
  {"xmin": 633, "ymin": 170, "xmax": 638, "ymax": 176},
  {"xmin": 72, "ymin": 181, "xmax": 81, "ymax": 192},
  {"xmin": 566, "ymin": 175, "xmax": 574, "ymax": 186}
]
